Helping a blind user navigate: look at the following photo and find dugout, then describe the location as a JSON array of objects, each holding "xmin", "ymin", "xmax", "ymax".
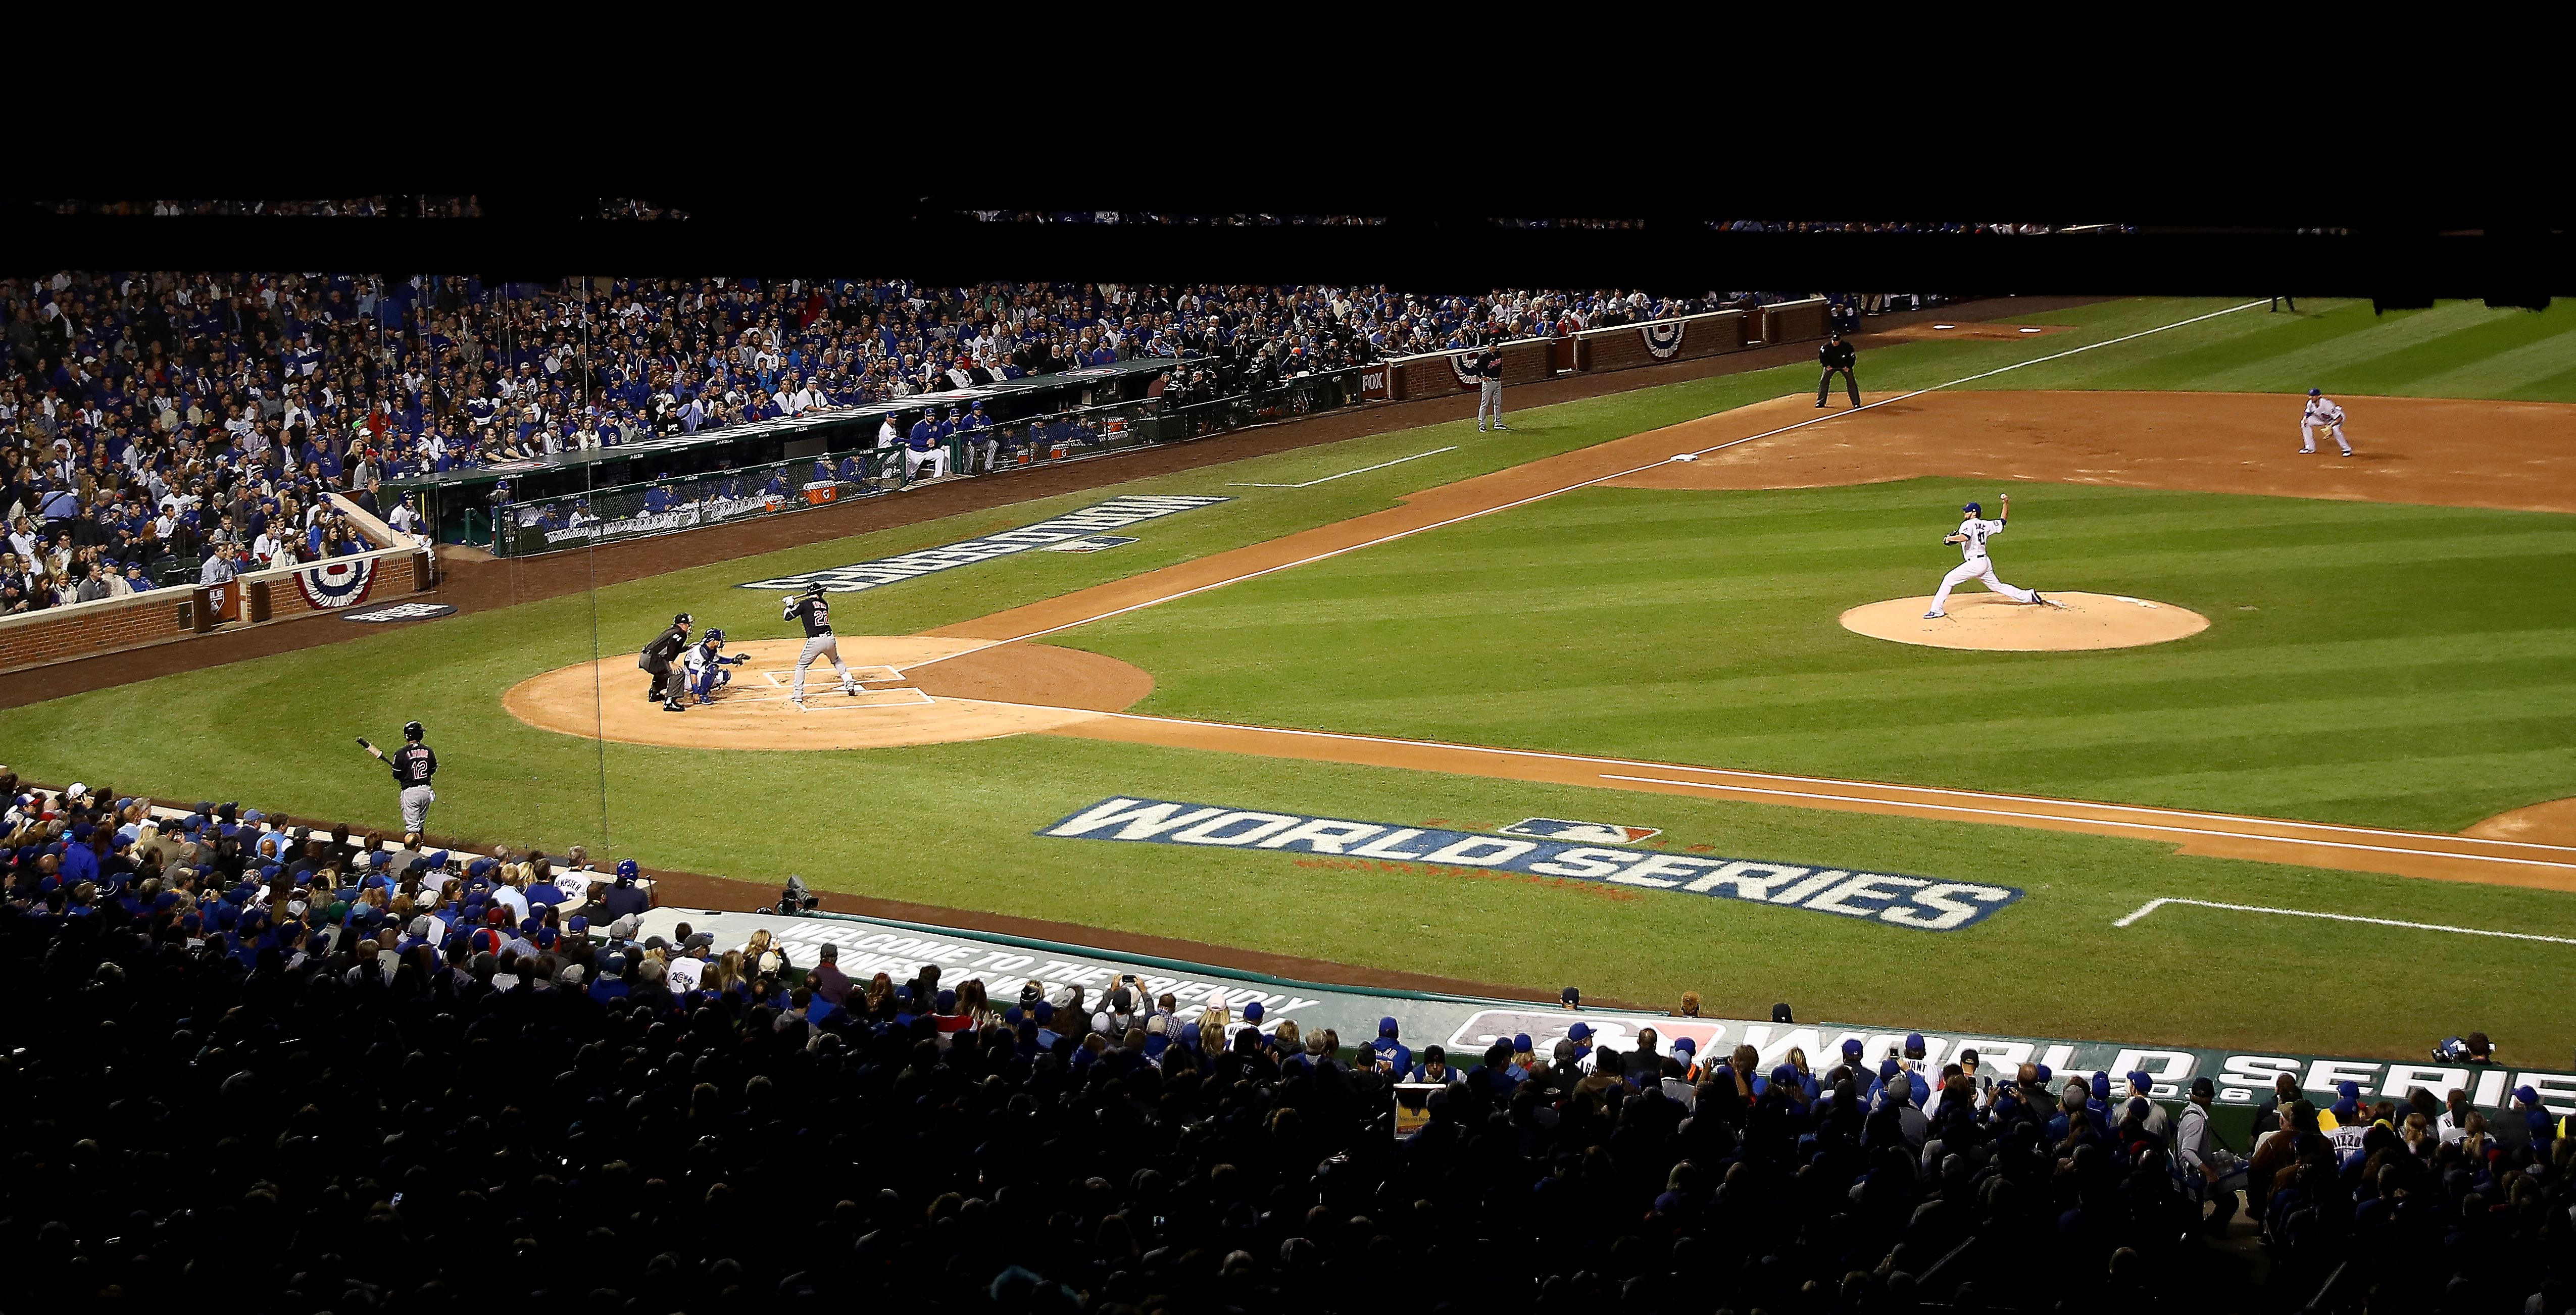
[{"xmin": 384, "ymin": 358, "xmax": 1178, "ymax": 547}]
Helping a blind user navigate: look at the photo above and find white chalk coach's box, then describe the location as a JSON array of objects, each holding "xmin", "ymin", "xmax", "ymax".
[{"xmin": 1038, "ymin": 797, "xmax": 2023, "ymax": 932}]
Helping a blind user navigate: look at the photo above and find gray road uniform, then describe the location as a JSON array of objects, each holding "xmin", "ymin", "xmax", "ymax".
[{"xmin": 782, "ymin": 590, "xmax": 858, "ymax": 701}]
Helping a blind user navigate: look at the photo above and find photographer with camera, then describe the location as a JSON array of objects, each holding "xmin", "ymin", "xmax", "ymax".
[{"xmin": 778, "ymin": 873, "xmax": 820, "ymax": 916}]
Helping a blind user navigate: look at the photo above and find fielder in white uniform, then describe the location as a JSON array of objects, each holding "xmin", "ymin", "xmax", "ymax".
[
  {"xmin": 2299, "ymin": 388, "xmax": 2353, "ymax": 456},
  {"xmin": 1925, "ymin": 494, "xmax": 2048, "ymax": 618},
  {"xmin": 780, "ymin": 582, "xmax": 859, "ymax": 703}
]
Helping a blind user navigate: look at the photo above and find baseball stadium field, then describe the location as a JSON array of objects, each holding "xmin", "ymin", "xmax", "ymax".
[{"xmin": 8, "ymin": 295, "xmax": 2573, "ymax": 1063}]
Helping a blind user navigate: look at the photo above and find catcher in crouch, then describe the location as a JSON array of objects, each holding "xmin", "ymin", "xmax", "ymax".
[{"xmin": 682, "ymin": 628, "xmax": 751, "ymax": 704}]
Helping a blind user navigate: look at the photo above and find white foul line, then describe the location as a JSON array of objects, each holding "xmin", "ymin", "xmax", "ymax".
[
  {"xmin": 1595, "ymin": 774, "xmax": 2576, "ymax": 872},
  {"xmin": 1228, "ymin": 446, "xmax": 1460, "ymax": 488},
  {"xmin": 2114, "ymin": 897, "xmax": 2576, "ymax": 946},
  {"xmin": 906, "ymin": 299, "xmax": 2269, "ymax": 671}
]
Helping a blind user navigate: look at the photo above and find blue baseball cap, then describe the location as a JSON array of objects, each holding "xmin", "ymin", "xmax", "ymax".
[
  {"xmin": 2308, "ymin": 387, "xmax": 2323, "ymax": 396},
  {"xmin": 1905, "ymin": 1033, "xmax": 1926, "ymax": 1056},
  {"xmin": 1567, "ymin": 1023, "xmax": 1593, "ymax": 1042},
  {"xmin": 1242, "ymin": 1001, "xmax": 1263, "ymax": 1023},
  {"xmin": 1378, "ymin": 1016, "xmax": 1398, "ymax": 1038},
  {"xmin": 1512, "ymin": 1034, "xmax": 1532, "ymax": 1052},
  {"xmin": 1842, "ymin": 1038, "xmax": 1864, "ymax": 1058}
]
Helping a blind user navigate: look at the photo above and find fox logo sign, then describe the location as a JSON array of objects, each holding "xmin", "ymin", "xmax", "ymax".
[{"xmin": 1499, "ymin": 818, "xmax": 1661, "ymax": 844}]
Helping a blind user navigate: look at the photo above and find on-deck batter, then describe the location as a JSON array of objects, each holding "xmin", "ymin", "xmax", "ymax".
[
  {"xmin": 1925, "ymin": 494, "xmax": 2049, "ymax": 619},
  {"xmin": 781, "ymin": 582, "xmax": 860, "ymax": 703},
  {"xmin": 2300, "ymin": 388, "xmax": 2354, "ymax": 456}
]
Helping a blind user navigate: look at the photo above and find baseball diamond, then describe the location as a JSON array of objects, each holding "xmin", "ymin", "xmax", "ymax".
[{"xmin": 5, "ymin": 194, "xmax": 2574, "ymax": 1315}]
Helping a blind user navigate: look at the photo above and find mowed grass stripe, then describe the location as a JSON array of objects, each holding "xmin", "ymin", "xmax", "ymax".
[{"xmin": 1078, "ymin": 479, "xmax": 2576, "ymax": 830}]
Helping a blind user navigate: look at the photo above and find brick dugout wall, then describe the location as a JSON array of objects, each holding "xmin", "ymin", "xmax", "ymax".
[
  {"xmin": 1572, "ymin": 310, "xmax": 1749, "ymax": 372},
  {"xmin": 1384, "ymin": 339, "xmax": 1557, "ymax": 400},
  {"xmin": 1759, "ymin": 297, "xmax": 1830, "ymax": 345},
  {"xmin": 0, "ymin": 545, "xmax": 427, "ymax": 676}
]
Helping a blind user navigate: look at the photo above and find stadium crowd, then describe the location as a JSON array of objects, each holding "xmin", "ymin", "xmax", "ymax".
[
  {"xmin": 2, "ymin": 268, "xmax": 1831, "ymax": 590},
  {"xmin": 5, "ymin": 774, "xmax": 2572, "ymax": 1313}
]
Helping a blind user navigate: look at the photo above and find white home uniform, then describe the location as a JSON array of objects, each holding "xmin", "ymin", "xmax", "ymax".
[
  {"xmin": 781, "ymin": 590, "xmax": 858, "ymax": 702},
  {"xmin": 1926, "ymin": 515, "xmax": 2037, "ymax": 617},
  {"xmin": 2300, "ymin": 395, "xmax": 2352, "ymax": 454},
  {"xmin": 682, "ymin": 638, "xmax": 735, "ymax": 701}
]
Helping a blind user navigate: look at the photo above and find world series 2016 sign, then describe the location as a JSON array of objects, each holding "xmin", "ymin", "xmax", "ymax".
[{"xmin": 1041, "ymin": 797, "xmax": 2023, "ymax": 931}]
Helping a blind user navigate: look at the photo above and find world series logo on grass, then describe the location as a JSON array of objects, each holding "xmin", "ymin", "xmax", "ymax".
[{"xmin": 1042, "ymin": 798, "xmax": 2023, "ymax": 931}]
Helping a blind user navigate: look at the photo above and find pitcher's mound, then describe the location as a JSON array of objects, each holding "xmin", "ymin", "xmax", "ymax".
[
  {"xmin": 503, "ymin": 636, "xmax": 1152, "ymax": 750},
  {"xmin": 1841, "ymin": 591, "xmax": 2209, "ymax": 651}
]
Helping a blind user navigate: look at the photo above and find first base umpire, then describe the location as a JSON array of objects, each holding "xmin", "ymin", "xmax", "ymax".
[
  {"xmin": 1816, "ymin": 331, "xmax": 1860, "ymax": 408},
  {"xmin": 361, "ymin": 721, "xmax": 437, "ymax": 846}
]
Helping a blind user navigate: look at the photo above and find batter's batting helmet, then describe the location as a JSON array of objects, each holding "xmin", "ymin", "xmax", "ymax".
[
  {"xmin": 403, "ymin": 721, "xmax": 425, "ymax": 741},
  {"xmin": 1962, "ymin": 501, "xmax": 1981, "ymax": 516},
  {"xmin": 804, "ymin": 581, "xmax": 824, "ymax": 595}
]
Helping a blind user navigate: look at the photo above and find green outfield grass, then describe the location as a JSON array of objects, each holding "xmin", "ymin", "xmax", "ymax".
[
  {"xmin": 1070, "ymin": 479, "xmax": 2576, "ymax": 832},
  {"xmin": 3, "ymin": 296, "xmax": 2569, "ymax": 1061}
]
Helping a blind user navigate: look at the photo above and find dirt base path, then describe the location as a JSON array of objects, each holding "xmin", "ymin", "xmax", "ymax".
[
  {"xmin": 1609, "ymin": 390, "xmax": 2576, "ymax": 513},
  {"xmin": 1842, "ymin": 591, "xmax": 2210, "ymax": 650}
]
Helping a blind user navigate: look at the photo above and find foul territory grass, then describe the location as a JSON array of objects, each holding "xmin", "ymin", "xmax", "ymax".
[{"xmin": 2, "ymin": 297, "xmax": 2569, "ymax": 1061}]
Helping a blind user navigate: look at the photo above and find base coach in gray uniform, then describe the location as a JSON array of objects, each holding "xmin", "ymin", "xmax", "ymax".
[
  {"xmin": 1472, "ymin": 342, "xmax": 1507, "ymax": 431},
  {"xmin": 360, "ymin": 721, "xmax": 437, "ymax": 846}
]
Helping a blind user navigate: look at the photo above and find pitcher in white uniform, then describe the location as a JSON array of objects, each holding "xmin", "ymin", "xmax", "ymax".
[
  {"xmin": 1925, "ymin": 494, "xmax": 2048, "ymax": 619},
  {"xmin": 2299, "ymin": 388, "xmax": 2352, "ymax": 456}
]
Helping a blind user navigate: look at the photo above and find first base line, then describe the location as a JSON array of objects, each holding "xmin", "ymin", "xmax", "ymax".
[
  {"xmin": 1228, "ymin": 446, "xmax": 1460, "ymax": 488},
  {"xmin": 2113, "ymin": 896, "xmax": 2576, "ymax": 947}
]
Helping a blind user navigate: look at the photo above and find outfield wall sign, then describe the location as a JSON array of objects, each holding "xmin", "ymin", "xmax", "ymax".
[
  {"xmin": 1040, "ymin": 797, "xmax": 2023, "ymax": 931},
  {"xmin": 738, "ymin": 496, "xmax": 1227, "ymax": 593}
]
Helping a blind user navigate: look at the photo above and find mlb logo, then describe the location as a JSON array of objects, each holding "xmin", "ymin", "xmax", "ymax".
[{"xmin": 1497, "ymin": 817, "xmax": 1661, "ymax": 845}]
